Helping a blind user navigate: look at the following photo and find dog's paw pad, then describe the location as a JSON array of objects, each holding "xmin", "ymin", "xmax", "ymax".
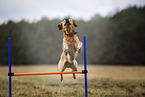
[{"xmin": 77, "ymin": 42, "xmax": 82, "ymax": 49}]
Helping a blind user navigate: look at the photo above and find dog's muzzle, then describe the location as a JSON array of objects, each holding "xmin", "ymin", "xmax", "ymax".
[
  {"xmin": 64, "ymin": 19, "xmax": 71, "ymax": 26},
  {"xmin": 64, "ymin": 23, "xmax": 71, "ymax": 26}
]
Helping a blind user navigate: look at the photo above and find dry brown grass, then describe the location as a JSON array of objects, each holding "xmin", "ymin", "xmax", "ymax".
[{"xmin": 0, "ymin": 65, "xmax": 145, "ymax": 97}]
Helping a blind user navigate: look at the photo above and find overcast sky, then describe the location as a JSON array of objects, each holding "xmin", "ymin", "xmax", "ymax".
[{"xmin": 0, "ymin": 0, "xmax": 145, "ymax": 23}]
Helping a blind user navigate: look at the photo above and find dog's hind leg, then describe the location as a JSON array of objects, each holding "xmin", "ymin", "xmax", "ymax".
[
  {"xmin": 71, "ymin": 60, "xmax": 78, "ymax": 79},
  {"xmin": 58, "ymin": 60, "xmax": 66, "ymax": 81}
]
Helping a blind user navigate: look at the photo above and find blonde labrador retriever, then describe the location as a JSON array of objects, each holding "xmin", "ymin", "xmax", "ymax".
[{"xmin": 57, "ymin": 19, "xmax": 82, "ymax": 81}]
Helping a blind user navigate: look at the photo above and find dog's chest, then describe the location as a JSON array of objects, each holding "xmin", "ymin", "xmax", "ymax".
[
  {"xmin": 66, "ymin": 45, "xmax": 76, "ymax": 61},
  {"xmin": 65, "ymin": 37, "xmax": 76, "ymax": 44},
  {"xmin": 64, "ymin": 37, "xmax": 77, "ymax": 61},
  {"xmin": 64, "ymin": 36, "xmax": 77, "ymax": 47}
]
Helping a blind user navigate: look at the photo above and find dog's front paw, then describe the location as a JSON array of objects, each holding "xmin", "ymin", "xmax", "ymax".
[
  {"xmin": 77, "ymin": 42, "xmax": 82, "ymax": 53},
  {"xmin": 63, "ymin": 44, "xmax": 68, "ymax": 55},
  {"xmin": 78, "ymin": 49, "xmax": 82, "ymax": 53},
  {"xmin": 64, "ymin": 50, "xmax": 68, "ymax": 55}
]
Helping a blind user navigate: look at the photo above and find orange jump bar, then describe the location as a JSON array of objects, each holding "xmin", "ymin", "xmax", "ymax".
[{"xmin": 8, "ymin": 70, "xmax": 88, "ymax": 76}]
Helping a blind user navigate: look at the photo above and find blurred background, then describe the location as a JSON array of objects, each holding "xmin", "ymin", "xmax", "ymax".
[
  {"xmin": 0, "ymin": 0, "xmax": 145, "ymax": 65},
  {"xmin": 1, "ymin": 1, "xmax": 145, "ymax": 97}
]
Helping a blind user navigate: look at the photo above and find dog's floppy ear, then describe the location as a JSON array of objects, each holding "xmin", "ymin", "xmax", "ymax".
[
  {"xmin": 72, "ymin": 19, "xmax": 77, "ymax": 27},
  {"xmin": 57, "ymin": 23, "xmax": 62, "ymax": 30}
]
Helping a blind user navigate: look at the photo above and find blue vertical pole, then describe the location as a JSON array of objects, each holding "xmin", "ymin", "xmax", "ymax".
[
  {"xmin": 8, "ymin": 38, "xmax": 12, "ymax": 97},
  {"xmin": 83, "ymin": 36, "xmax": 88, "ymax": 97}
]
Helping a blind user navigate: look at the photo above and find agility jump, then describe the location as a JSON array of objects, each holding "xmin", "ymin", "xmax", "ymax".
[{"xmin": 8, "ymin": 36, "xmax": 88, "ymax": 97}]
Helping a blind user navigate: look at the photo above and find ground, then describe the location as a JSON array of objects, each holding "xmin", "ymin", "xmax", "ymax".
[{"xmin": 0, "ymin": 65, "xmax": 145, "ymax": 97}]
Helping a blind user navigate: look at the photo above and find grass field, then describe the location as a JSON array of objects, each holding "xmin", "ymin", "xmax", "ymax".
[{"xmin": 0, "ymin": 65, "xmax": 145, "ymax": 97}]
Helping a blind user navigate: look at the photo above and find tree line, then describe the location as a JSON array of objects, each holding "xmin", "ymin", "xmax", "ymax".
[{"xmin": 0, "ymin": 6, "xmax": 145, "ymax": 65}]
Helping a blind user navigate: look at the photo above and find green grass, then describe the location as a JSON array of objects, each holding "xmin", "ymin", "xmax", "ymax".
[{"xmin": 0, "ymin": 65, "xmax": 145, "ymax": 97}]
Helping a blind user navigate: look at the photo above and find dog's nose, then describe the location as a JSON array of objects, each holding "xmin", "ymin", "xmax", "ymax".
[
  {"xmin": 66, "ymin": 23, "xmax": 70, "ymax": 26},
  {"xmin": 64, "ymin": 23, "xmax": 71, "ymax": 26}
]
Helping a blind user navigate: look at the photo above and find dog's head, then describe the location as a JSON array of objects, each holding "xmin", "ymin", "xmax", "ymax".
[{"xmin": 57, "ymin": 19, "xmax": 77, "ymax": 36}]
